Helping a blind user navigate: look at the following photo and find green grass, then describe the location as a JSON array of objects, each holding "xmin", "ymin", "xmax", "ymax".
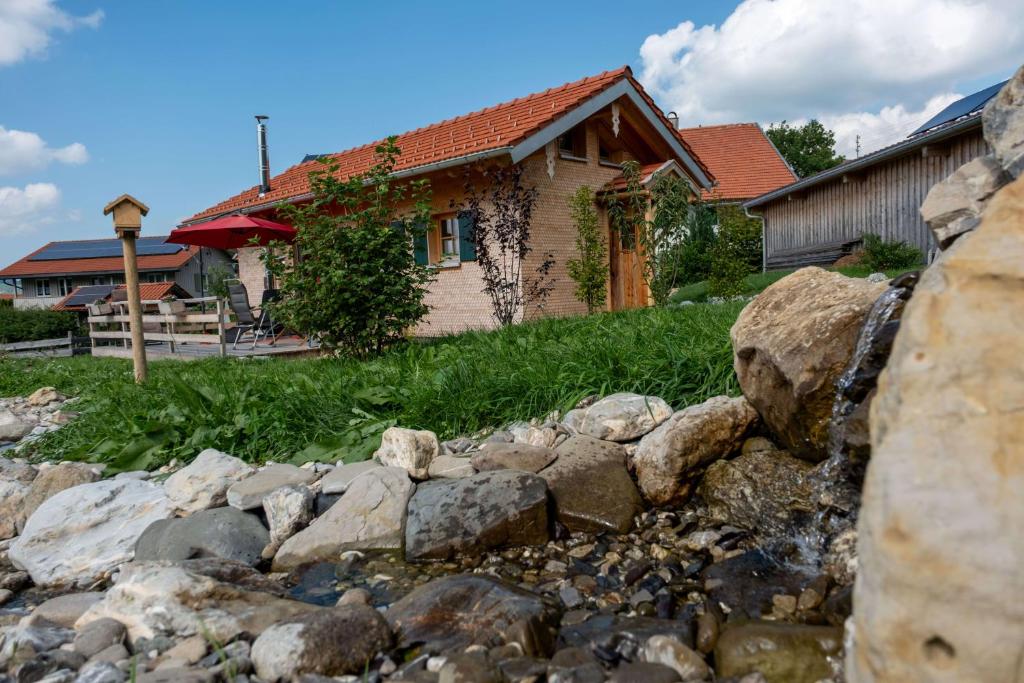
[
  {"xmin": 669, "ymin": 265, "xmax": 918, "ymax": 304},
  {"xmin": 1, "ymin": 303, "xmax": 744, "ymax": 471}
]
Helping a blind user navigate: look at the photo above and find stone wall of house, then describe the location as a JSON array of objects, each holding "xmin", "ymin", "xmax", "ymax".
[{"xmin": 235, "ymin": 247, "xmax": 267, "ymax": 306}]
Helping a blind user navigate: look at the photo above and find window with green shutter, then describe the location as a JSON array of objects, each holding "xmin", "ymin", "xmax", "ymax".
[{"xmin": 457, "ymin": 211, "xmax": 477, "ymax": 262}]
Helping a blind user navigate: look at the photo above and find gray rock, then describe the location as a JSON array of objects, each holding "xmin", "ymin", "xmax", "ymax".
[
  {"xmin": 86, "ymin": 643, "xmax": 129, "ymax": 664},
  {"xmin": 74, "ymin": 618, "xmax": 126, "ymax": 658},
  {"xmin": 567, "ymin": 392, "xmax": 673, "ymax": 442},
  {"xmin": 0, "ymin": 456, "xmax": 37, "ymax": 484},
  {"xmin": 716, "ymin": 622, "xmax": 841, "ymax": 683},
  {"xmin": 506, "ymin": 421, "xmax": 559, "ymax": 448},
  {"xmin": 251, "ymin": 605, "xmax": 391, "ymax": 681},
  {"xmin": 701, "ymin": 549, "xmax": 813, "ymax": 620},
  {"xmin": 866, "ymin": 272, "xmax": 888, "ymax": 283},
  {"xmin": 607, "ymin": 662, "xmax": 681, "ymax": 683},
  {"xmin": 425, "ymin": 455, "xmax": 475, "ymax": 479},
  {"xmin": 21, "ymin": 462, "xmax": 101, "ymax": 527},
  {"xmin": 373, "ymin": 427, "xmax": 439, "ymax": 479},
  {"xmin": 641, "ymin": 635, "xmax": 709, "ymax": 681},
  {"xmin": 0, "ymin": 409, "xmax": 32, "ymax": 442},
  {"xmin": 0, "ymin": 479, "xmax": 29, "ymax": 540},
  {"xmin": 540, "ymin": 436, "xmax": 643, "ymax": 534},
  {"xmin": 134, "ymin": 507, "xmax": 269, "ymax": 567},
  {"xmin": 136, "ymin": 668, "xmax": 212, "ymax": 683},
  {"xmin": 920, "ymin": 154, "xmax": 1011, "ymax": 247},
  {"xmin": 76, "ymin": 661, "xmax": 126, "ymax": 683},
  {"xmin": 10, "ymin": 478, "xmax": 174, "ymax": 587},
  {"xmin": 164, "ymin": 449, "xmax": 255, "ymax": 514},
  {"xmin": 27, "ymin": 592, "xmax": 105, "ymax": 628},
  {"xmin": 438, "ymin": 652, "xmax": 501, "ymax": 683},
  {"xmin": 440, "ymin": 437, "xmax": 476, "ymax": 455},
  {"xmin": 226, "ymin": 463, "xmax": 316, "ymax": 510},
  {"xmin": 633, "ymin": 396, "xmax": 759, "ymax": 506},
  {"xmin": 261, "ymin": 484, "xmax": 314, "ymax": 556},
  {"xmin": 272, "ymin": 467, "xmax": 414, "ymax": 571},
  {"xmin": 386, "ymin": 574, "xmax": 560, "ymax": 653},
  {"xmin": 318, "ymin": 459, "xmax": 380, "ymax": 494},
  {"xmin": 404, "ymin": 470, "xmax": 549, "ymax": 561},
  {"xmin": 983, "ymin": 63, "xmax": 1024, "ymax": 178},
  {"xmin": 470, "ymin": 443, "xmax": 557, "ymax": 473}
]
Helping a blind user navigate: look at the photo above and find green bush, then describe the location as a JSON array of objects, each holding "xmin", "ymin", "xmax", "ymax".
[
  {"xmin": 0, "ymin": 306, "xmax": 81, "ymax": 344},
  {"xmin": 862, "ymin": 233, "xmax": 923, "ymax": 271},
  {"xmin": 566, "ymin": 186, "xmax": 607, "ymax": 314},
  {"xmin": 708, "ymin": 208, "xmax": 760, "ymax": 298}
]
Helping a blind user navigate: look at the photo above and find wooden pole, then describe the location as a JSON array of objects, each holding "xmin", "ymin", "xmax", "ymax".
[{"xmin": 120, "ymin": 232, "xmax": 148, "ymax": 382}]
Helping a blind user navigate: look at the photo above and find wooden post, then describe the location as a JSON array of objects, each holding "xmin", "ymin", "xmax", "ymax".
[
  {"xmin": 103, "ymin": 194, "xmax": 150, "ymax": 383},
  {"xmin": 216, "ymin": 298, "xmax": 227, "ymax": 357}
]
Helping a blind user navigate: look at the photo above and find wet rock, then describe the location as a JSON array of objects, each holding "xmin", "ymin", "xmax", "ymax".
[
  {"xmin": 134, "ymin": 507, "xmax": 269, "ymax": 566},
  {"xmin": 386, "ymin": 574, "xmax": 560, "ymax": 653},
  {"xmin": 731, "ymin": 267, "xmax": 886, "ymax": 460},
  {"xmin": 75, "ymin": 661, "xmax": 126, "ymax": 683},
  {"xmin": 437, "ymin": 652, "xmax": 501, "ymax": 683},
  {"xmin": 850, "ymin": 175, "xmax": 1024, "ymax": 683},
  {"xmin": 701, "ymin": 550, "xmax": 813, "ymax": 620},
  {"xmin": 608, "ymin": 662, "xmax": 681, "ymax": 683},
  {"xmin": 73, "ymin": 618, "xmax": 126, "ymax": 658},
  {"xmin": 261, "ymin": 484, "xmax": 314, "ymax": 556},
  {"xmin": 135, "ymin": 668, "xmax": 212, "ymax": 683},
  {"xmin": 920, "ymin": 154, "xmax": 1010, "ymax": 247},
  {"xmin": 559, "ymin": 614, "xmax": 696, "ymax": 661},
  {"xmin": 163, "ymin": 449, "xmax": 255, "ymax": 514},
  {"xmin": 540, "ymin": 436, "xmax": 644, "ymax": 534},
  {"xmin": 633, "ymin": 396, "xmax": 759, "ymax": 506},
  {"xmin": 695, "ymin": 612, "xmax": 718, "ymax": 654},
  {"xmin": 697, "ymin": 449, "xmax": 814, "ymax": 538},
  {"xmin": 251, "ymin": 605, "xmax": 391, "ymax": 681},
  {"xmin": 0, "ymin": 409, "xmax": 32, "ymax": 442},
  {"xmin": 547, "ymin": 646, "xmax": 605, "ymax": 683},
  {"xmin": 0, "ymin": 479, "xmax": 29, "ymax": 540},
  {"xmin": 10, "ymin": 478, "xmax": 174, "ymax": 586},
  {"xmin": 318, "ymin": 459, "xmax": 380, "ymax": 494},
  {"xmin": 716, "ymin": 622, "xmax": 841, "ymax": 683},
  {"xmin": 641, "ymin": 635, "xmax": 708, "ymax": 681},
  {"xmin": 75, "ymin": 562, "xmax": 318, "ymax": 642},
  {"xmin": 273, "ymin": 467, "xmax": 414, "ymax": 570},
  {"xmin": 226, "ymin": 463, "xmax": 316, "ymax": 511},
  {"xmin": 28, "ymin": 592, "xmax": 105, "ymax": 628},
  {"xmin": 405, "ymin": 470, "xmax": 548, "ymax": 561},
  {"xmin": 21, "ymin": 462, "xmax": 101, "ymax": 526},
  {"xmin": 373, "ymin": 427, "xmax": 439, "ymax": 479},
  {"xmin": 425, "ymin": 455, "xmax": 475, "ymax": 479},
  {"xmin": 983, "ymin": 63, "xmax": 1024, "ymax": 178},
  {"xmin": 470, "ymin": 443, "xmax": 557, "ymax": 473},
  {"xmin": 563, "ymin": 392, "xmax": 673, "ymax": 442}
]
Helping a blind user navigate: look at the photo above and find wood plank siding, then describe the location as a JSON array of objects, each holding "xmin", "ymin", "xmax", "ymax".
[{"xmin": 754, "ymin": 128, "xmax": 989, "ymax": 267}]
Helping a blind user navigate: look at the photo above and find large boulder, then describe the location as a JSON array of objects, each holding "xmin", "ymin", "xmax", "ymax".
[
  {"xmin": 920, "ymin": 154, "xmax": 1011, "ymax": 248},
  {"xmin": 385, "ymin": 574, "xmax": 560, "ymax": 653},
  {"xmin": 226, "ymin": 463, "xmax": 316, "ymax": 510},
  {"xmin": 9, "ymin": 478, "xmax": 174, "ymax": 586},
  {"xmin": 731, "ymin": 267, "xmax": 886, "ymax": 460},
  {"xmin": 251, "ymin": 605, "xmax": 391, "ymax": 681},
  {"xmin": 849, "ymin": 177, "xmax": 1024, "ymax": 680},
  {"xmin": 373, "ymin": 426, "xmax": 439, "ymax": 479},
  {"xmin": 272, "ymin": 466, "xmax": 414, "ymax": 570},
  {"xmin": 404, "ymin": 469, "xmax": 549, "ymax": 560},
  {"xmin": 540, "ymin": 436, "xmax": 644, "ymax": 533},
  {"xmin": 163, "ymin": 448, "xmax": 255, "ymax": 514},
  {"xmin": 983, "ymin": 62, "xmax": 1024, "ymax": 179},
  {"xmin": 319, "ymin": 459, "xmax": 380, "ymax": 494},
  {"xmin": 562, "ymin": 392, "xmax": 673, "ymax": 442},
  {"xmin": 716, "ymin": 622, "xmax": 842, "ymax": 683},
  {"xmin": 134, "ymin": 507, "xmax": 269, "ymax": 566},
  {"xmin": 76, "ymin": 562, "xmax": 318, "ymax": 642},
  {"xmin": 632, "ymin": 396, "xmax": 759, "ymax": 506},
  {"xmin": 21, "ymin": 461, "xmax": 101, "ymax": 526}
]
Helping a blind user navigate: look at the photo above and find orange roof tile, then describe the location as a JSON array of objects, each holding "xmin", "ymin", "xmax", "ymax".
[
  {"xmin": 0, "ymin": 238, "xmax": 197, "ymax": 278},
  {"xmin": 676, "ymin": 123, "xmax": 796, "ymax": 201},
  {"xmin": 185, "ymin": 67, "xmax": 711, "ymax": 223}
]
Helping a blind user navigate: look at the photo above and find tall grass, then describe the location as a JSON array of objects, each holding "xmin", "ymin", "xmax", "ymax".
[{"xmin": 0, "ymin": 303, "xmax": 743, "ymax": 470}]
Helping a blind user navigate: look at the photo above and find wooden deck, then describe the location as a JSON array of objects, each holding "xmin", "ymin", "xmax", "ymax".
[{"xmin": 91, "ymin": 335, "xmax": 319, "ymax": 361}]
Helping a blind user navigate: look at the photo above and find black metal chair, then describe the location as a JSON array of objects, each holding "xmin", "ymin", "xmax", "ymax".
[{"xmin": 226, "ymin": 282, "xmax": 273, "ymax": 350}]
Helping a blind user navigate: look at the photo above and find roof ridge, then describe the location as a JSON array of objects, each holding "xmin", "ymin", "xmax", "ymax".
[{"xmin": 678, "ymin": 122, "xmax": 760, "ymax": 132}]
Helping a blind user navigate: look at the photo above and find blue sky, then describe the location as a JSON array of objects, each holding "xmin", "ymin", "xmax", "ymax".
[{"xmin": 1, "ymin": 0, "xmax": 1022, "ymax": 261}]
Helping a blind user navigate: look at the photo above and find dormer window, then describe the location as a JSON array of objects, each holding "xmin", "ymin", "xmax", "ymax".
[{"xmin": 558, "ymin": 125, "xmax": 587, "ymax": 160}]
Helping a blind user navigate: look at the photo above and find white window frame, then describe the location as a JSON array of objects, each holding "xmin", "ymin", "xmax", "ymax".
[
  {"xmin": 56, "ymin": 278, "xmax": 73, "ymax": 297},
  {"xmin": 437, "ymin": 216, "xmax": 460, "ymax": 267},
  {"xmin": 35, "ymin": 279, "xmax": 51, "ymax": 297}
]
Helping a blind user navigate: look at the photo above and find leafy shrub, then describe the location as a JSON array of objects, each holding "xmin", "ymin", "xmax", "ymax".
[
  {"xmin": 566, "ymin": 186, "xmax": 607, "ymax": 314},
  {"xmin": 862, "ymin": 233, "xmax": 923, "ymax": 271},
  {"xmin": 708, "ymin": 207, "xmax": 761, "ymax": 298},
  {"xmin": 0, "ymin": 306, "xmax": 81, "ymax": 344}
]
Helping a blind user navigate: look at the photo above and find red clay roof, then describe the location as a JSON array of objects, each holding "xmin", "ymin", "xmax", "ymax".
[
  {"xmin": 0, "ymin": 238, "xmax": 197, "ymax": 278},
  {"xmin": 676, "ymin": 123, "xmax": 796, "ymax": 201},
  {"xmin": 185, "ymin": 67, "xmax": 712, "ymax": 223}
]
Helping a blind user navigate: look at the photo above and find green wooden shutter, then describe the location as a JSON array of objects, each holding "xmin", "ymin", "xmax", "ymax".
[
  {"xmin": 457, "ymin": 211, "xmax": 477, "ymax": 261},
  {"xmin": 413, "ymin": 221, "xmax": 429, "ymax": 265}
]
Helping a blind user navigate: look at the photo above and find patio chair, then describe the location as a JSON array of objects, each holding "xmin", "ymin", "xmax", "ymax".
[{"xmin": 226, "ymin": 281, "xmax": 273, "ymax": 350}]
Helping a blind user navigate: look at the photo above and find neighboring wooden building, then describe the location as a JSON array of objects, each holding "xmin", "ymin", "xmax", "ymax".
[{"xmin": 744, "ymin": 83, "xmax": 1004, "ymax": 269}]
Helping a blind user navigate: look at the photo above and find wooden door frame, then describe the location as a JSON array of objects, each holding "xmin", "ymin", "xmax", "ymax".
[{"xmin": 602, "ymin": 191, "xmax": 652, "ymax": 311}]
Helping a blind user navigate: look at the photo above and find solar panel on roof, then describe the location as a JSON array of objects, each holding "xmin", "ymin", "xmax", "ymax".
[
  {"xmin": 62, "ymin": 284, "xmax": 116, "ymax": 307},
  {"xmin": 910, "ymin": 80, "xmax": 1008, "ymax": 136},
  {"xmin": 29, "ymin": 237, "xmax": 183, "ymax": 261}
]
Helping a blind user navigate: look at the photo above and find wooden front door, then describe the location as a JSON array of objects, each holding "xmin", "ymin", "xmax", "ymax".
[{"xmin": 609, "ymin": 210, "xmax": 646, "ymax": 310}]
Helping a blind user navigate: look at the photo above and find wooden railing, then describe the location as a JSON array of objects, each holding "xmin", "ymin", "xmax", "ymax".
[
  {"xmin": 0, "ymin": 332, "xmax": 90, "ymax": 358},
  {"xmin": 87, "ymin": 297, "xmax": 230, "ymax": 357}
]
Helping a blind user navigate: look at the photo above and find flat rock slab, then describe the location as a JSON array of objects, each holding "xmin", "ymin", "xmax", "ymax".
[
  {"xmin": 426, "ymin": 455, "xmax": 475, "ymax": 479},
  {"xmin": 273, "ymin": 467, "xmax": 414, "ymax": 571},
  {"xmin": 10, "ymin": 478, "xmax": 174, "ymax": 587},
  {"xmin": 227, "ymin": 463, "xmax": 317, "ymax": 510},
  {"xmin": 562, "ymin": 392, "xmax": 673, "ymax": 442},
  {"xmin": 164, "ymin": 448, "xmax": 254, "ymax": 514},
  {"xmin": 319, "ymin": 459, "xmax": 381, "ymax": 494},
  {"xmin": 471, "ymin": 443, "xmax": 558, "ymax": 473},
  {"xmin": 404, "ymin": 469, "xmax": 549, "ymax": 561},
  {"xmin": 386, "ymin": 574, "xmax": 560, "ymax": 653},
  {"xmin": 540, "ymin": 436, "xmax": 644, "ymax": 534},
  {"xmin": 134, "ymin": 507, "xmax": 269, "ymax": 566},
  {"xmin": 27, "ymin": 592, "xmax": 105, "ymax": 628}
]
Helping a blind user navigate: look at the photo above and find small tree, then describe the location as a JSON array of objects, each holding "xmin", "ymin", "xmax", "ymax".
[
  {"xmin": 264, "ymin": 137, "xmax": 434, "ymax": 356},
  {"xmin": 566, "ymin": 186, "xmax": 607, "ymax": 314},
  {"xmin": 766, "ymin": 120, "xmax": 845, "ymax": 178},
  {"xmin": 458, "ymin": 165, "xmax": 553, "ymax": 326},
  {"xmin": 707, "ymin": 207, "xmax": 761, "ymax": 298}
]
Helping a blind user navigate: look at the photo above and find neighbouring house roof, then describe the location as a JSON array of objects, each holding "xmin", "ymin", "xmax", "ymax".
[
  {"xmin": 183, "ymin": 67, "xmax": 714, "ymax": 224},
  {"xmin": 0, "ymin": 237, "xmax": 198, "ymax": 279},
  {"xmin": 676, "ymin": 123, "xmax": 797, "ymax": 201},
  {"xmin": 601, "ymin": 160, "xmax": 690, "ymax": 193},
  {"xmin": 52, "ymin": 281, "xmax": 192, "ymax": 312}
]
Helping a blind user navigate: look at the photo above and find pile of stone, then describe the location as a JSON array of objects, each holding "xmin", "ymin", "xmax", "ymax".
[{"xmin": 0, "ymin": 387, "xmax": 75, "ymax": 453}]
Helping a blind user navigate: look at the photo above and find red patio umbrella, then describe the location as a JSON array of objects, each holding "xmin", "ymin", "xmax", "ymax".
[{"xmin": 165, "ymin": 214, "xmax": 296, "ymax": 249}]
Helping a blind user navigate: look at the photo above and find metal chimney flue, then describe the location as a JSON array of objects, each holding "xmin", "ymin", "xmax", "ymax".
[
  {"xmin": 667, "ymin": 111, "xmax": 680, "ymax": 129},
  {"xmin": 255, "ymin": 115, "xmax": 271, "ymax": 195}
]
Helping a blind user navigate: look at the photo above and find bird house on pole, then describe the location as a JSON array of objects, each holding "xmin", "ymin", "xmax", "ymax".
[{"xmin": 103, "ymin": 194, "xmax": 150, "ymax": 383}]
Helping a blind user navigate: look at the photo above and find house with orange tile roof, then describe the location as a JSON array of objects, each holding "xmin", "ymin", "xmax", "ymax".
[
  {"xmin": 676, "ymin": 123, "xmax": 796, "ymax": 203},
  {"xmin": 183, "ymin": 68, "xmax": 791, "ymax": 334},
  {"xmin": 0, "ymin": 236, "xmax": 231, "ymax": 310}
]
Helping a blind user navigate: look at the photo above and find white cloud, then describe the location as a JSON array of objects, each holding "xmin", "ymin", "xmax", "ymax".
[
  {"xmin": 0, "ymin": 182, "xmax": 62, "ymax": 235},
  {"xmin": 819, "ymin": 93, "xmax": 963, "ymax": 157},
  {"xmin": 640, "ymin": 0, "xmax": 1024, "ymax": 150},
  {"xmin": 0, "ymin": 0, "xmax": 103, "ymax": 67},
  {"xmin": 0, "ymin": 125, "xmax": 88, "ymax": 175}
]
